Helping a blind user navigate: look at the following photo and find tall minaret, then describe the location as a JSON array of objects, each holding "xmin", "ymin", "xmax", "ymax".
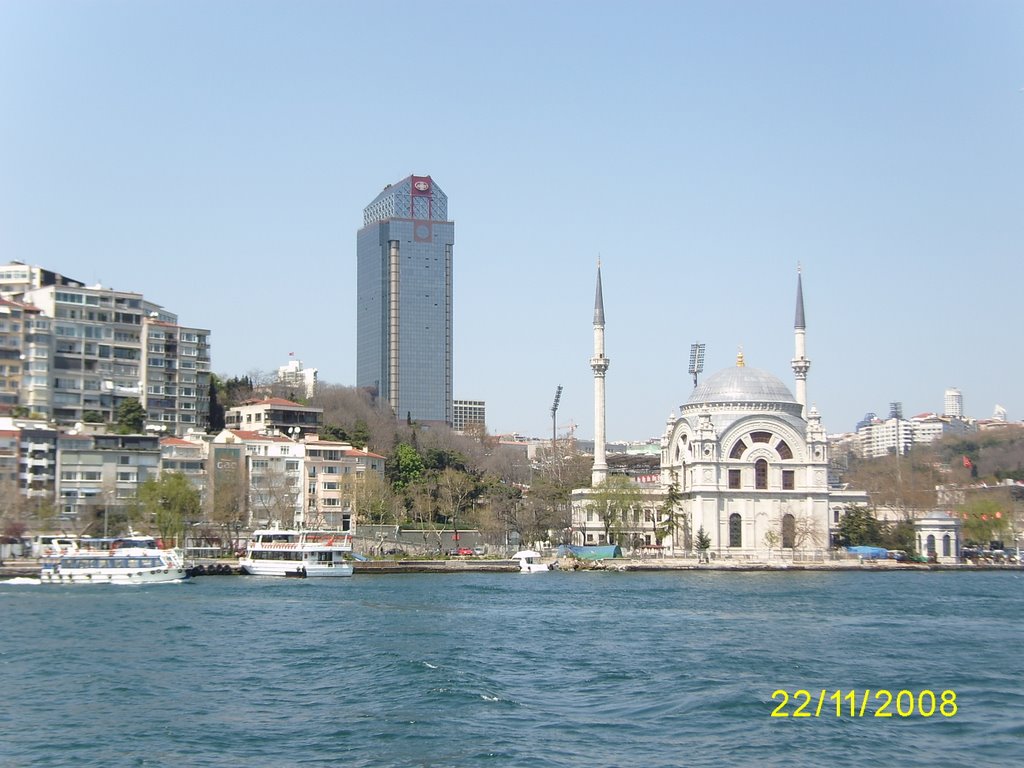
[
  {"xmin": 791, "ymin": 266, "xmax": 811, "ymax": 416},
  {"xmin": 590, "ymin": 261, "xmax": 609, "ymax": 486}
]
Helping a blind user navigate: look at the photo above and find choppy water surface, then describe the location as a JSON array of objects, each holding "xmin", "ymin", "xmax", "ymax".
[{"xmin": 1, "ymin": 570, "xmax": 1022, "ymax": 767}]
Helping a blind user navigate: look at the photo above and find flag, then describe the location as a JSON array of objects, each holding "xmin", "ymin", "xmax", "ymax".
[{"xmin": 962, "ymin": 455, "xmax": 973, "ymax": 468}]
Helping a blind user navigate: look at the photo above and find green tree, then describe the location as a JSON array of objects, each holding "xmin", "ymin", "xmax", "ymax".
[
  {"xmin": 138, "ymin": 473, "xmax": 201, "ymax": 547},
  {"xmin": 695, "ymin": 526, "xmax": 712, "ymax": 562},
  {"xmin": 116, "ymin": 398, "xmax": 146, "ymax": 434},
  {"xmin": 387, "ymin": 443, "xmax": 425, "ymax": 491},
  {"xmin": 836, "ymin": 505, "xmax": 885, "ymax": 547},
  {"xmin": 81, "ymin": 410, "xmax": 105, "ymax": 424}
]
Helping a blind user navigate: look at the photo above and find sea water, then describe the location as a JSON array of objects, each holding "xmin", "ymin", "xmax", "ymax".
[{"xmin": 1, "ymin": 570, "xmax": 1022, "ymax": 767}]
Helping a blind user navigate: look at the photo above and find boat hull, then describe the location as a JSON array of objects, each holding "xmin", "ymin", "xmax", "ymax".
[
  {"xmin": 39, "ymin": 566, "xmax": 188, "ymax": 584},
  {"xmin": 238, "ymin": 560, "xmax": 354, "ymax": 577}
]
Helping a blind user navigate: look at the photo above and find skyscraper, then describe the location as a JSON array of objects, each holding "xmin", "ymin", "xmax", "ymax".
[{"xmin": 357, "ymin": 175, "xmax": 454, "ymax": 424}]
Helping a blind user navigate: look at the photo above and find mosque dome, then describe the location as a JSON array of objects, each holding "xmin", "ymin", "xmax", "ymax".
[{"xmin": 687, "ymin": 365, "xmax": 797, "ymax": 407}]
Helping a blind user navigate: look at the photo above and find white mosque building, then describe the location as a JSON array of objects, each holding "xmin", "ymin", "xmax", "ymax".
[{"xmin": 571, "ymin": 268, "xmax": 867, "ymax": 560}]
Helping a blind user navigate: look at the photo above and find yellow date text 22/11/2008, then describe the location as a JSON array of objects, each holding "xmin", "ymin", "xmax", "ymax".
[{"xmin": 770, "ymin": 689, "xmax": 958, "ymax": 718}]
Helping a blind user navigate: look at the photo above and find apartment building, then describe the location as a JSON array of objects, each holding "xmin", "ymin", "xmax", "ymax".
[
  {"xmin": 55, "ymin": 432, "xmax": 161, "ymax": 527},
  {"xmin": 303, "ymin": 435, "xmax": 386, "ymax": 530},
  {"xmin": 0, "ymin": 263, "xmax": 211, "ymax": 434},
  {"xmin": 224, "ymin": 397, "xmax": 322, "ymax": 437}
]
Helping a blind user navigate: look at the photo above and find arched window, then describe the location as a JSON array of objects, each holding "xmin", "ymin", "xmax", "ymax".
[
  {"xmin": 776, "ymin": 440, "xmax": 793, "ymax": 460},
  {"xmin": 782, "ymin": 514, "xmax": 795, "ymax": 548},
  {"xmin": 729, "ymin": 513, "xmax": 742, "ymax": 547},
  {"xmin": 926, "ymin": 534, "xmax": 936, "ymax": 555},
  {"xmin": 751, "ymin": 431, "xmax": 771, "ymax": 443},
  {"xmin": 729, "ymin": 439, "xmax": 747, "ymax": 459},
  {"xmin": 942, "ymin": 534, "xmax": 951, "ymax": 557},
  {"xmin": 755, "ymin": 459, "xmax": 768, "ymax": 489}
]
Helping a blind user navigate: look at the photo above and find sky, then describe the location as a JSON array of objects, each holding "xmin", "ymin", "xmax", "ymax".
[{"xmin": 1, "ymin": 1, "xmax": 1021, "ymax": 442}]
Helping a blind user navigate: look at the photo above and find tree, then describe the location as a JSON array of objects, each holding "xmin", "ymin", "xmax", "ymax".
[
  {"xmin": 588, "ymin": 475, "xmax": 643, "ymax": 547},
  {"xmin": 695, "ymin": 526, "xmax": 712, "ymax": 563},
  {"xmin": 138, "ymin": 473, "xmax": 201, "ymax": 547},
  {"xmin": 836, "ymin": 505, "xmax": 885, "ymax": 547},
  {"xmin": 763, "ymin": 529, "xmax": 780, "ymax": 559},
  {"xmin": 437, "ymin": 467, "xmax": 480, "ymax": 544},
  {"xmin": 957, "ymin": 493, "xmax": 1013, "ymax": 545},
  {"xmin": 657, "ymin": 475, "xmax": 682, "ymax": 553},
  {"xmin": 387, "ymin": 443, "xmax": 425, "ymax": 492},
  {"xmin": 81, "ymin": 410, "xmax": 104, "ymax": 424},
  {"xmin": 116, "ymin": 398, "xmax": 146, "ymax": 434}
]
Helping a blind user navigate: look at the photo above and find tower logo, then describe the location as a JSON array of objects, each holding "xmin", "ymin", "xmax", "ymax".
[{"xmin": 413, "ymin": 180, "xmax": 430, "ymax": 192}]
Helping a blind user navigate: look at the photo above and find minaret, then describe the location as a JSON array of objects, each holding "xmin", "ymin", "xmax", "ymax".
[
  {"xmin": 590, "ymin": 262, "xmax": 609, "ymax": 486},
  {"xmin": 791, "ymin": 266, "xmax": 811, "ymax": 416}
]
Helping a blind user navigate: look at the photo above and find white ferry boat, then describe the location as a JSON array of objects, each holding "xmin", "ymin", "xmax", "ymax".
[
  {"xmin": 239, "ymin": 526, "xmax": 355, "ymax": 578},
  {"xmin": 39, "ymin": 535, "xmax": 189, "ymax": 585}
]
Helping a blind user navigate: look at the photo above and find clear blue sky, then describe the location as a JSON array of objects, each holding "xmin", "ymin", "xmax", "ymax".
[{"xmin": 1, "ymin": 1, "xmax": 1021, "ymax": 441}]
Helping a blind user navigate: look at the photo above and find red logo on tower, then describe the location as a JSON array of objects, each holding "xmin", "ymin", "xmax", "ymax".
[{"xmin": 412, "ymin": 177, "xmax": 431, "ymax": 193}]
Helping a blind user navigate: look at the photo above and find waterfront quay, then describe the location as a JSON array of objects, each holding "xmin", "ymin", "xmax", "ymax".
[{"xmin": 2, "ymin": 556, "xmax": 1020, "ymax": 579}]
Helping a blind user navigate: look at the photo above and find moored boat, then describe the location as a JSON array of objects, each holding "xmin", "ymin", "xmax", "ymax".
[
  {"xmin": 512, "ymin": 550, "xmax": 552, "ymax": 573},
  {"xmin": 39, "ymin": 535, "xmax": 188, "ymax": 584},
  {"xmin": 239, "ymin": 526, "xmax": 355, "ymax": 577}
]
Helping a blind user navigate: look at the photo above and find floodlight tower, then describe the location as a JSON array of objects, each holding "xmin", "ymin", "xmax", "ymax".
[
  {"xmin": 551, "ymin": 384, "xmax": 563, "ymax": 457},
  {"xmin": 688, "ymin": 342, "xmax": 706, "ymax": 388}
]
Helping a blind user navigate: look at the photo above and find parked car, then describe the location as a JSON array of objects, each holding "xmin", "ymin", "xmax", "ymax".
[{"xmin": 453, "ymin": 547, "xmax": 474, "ymax": 556}]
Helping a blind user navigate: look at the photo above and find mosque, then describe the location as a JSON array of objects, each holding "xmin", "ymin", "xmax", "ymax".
[{"xmin": 570, "ymin": 267, "xmax": 868, "ymax": 560}]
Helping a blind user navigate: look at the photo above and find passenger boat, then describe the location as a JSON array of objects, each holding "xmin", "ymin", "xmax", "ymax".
[
  {"xmin": 39, "ymin": 534, "xmax": 189, "ymax": 584},
  {"xmin": 238, "ymin": 526, "xmax": 355, "ymax": 578}
]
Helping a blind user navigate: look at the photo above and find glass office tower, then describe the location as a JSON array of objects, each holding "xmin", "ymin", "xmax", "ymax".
[{"xmin": 357, "ymin": 175, "xmax": 454, "ymax": 425}]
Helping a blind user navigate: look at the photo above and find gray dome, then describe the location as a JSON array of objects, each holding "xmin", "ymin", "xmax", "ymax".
[{"xmin": 687, "ymin": 366, "xmax": 796, "ymax": 406}]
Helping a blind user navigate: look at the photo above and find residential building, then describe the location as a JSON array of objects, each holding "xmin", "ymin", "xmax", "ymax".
[
  {"xmin": 303, "ymin": 435, "xmax": 386, "ymax": 530},
  {"xmin": 0, "ymin": 298, "xmax": 28, "ymax": 411},
  {"xmin": 944, "ymin": 388, "xmax": 963, "ymax": 418},
  {"xmin": 276, "ymin": 358, "xmax": 318, "ymax": 399},
  {"xmin": 1, "ymin": 264, "xmax": 211, "ymax": 434},
  {"xmin": 213, "ymin": 430, "xmax": 304, "ymax": 527},
  {"xmin": 452, "ymin": 399, "xmax": 486, "ymax": 434},
  {"xmin": 357, "ymin": 174, "xmax": 455, "ymax": 425},
  {"xmin": 141, "ymin": 318, "xmax": 211, "ymax": 432},
  {"xmin": 55, "ymin": 433, "xmax": 160, "ymax": 527},
  {"xmin": 224, "ymin": 397, "xmax": 323, "ymax": 437},
  {"xmin": 159, "ymin": 436, "xmax": 207, "ymax": 498}
]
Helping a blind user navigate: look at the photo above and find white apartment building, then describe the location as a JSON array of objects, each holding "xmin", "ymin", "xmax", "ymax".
[
  {"xmin": 944, "ymin": 388, "xmax": 964, "ymax": 418},
  {"xmin": 276, "ymin": 358, "xmax": 318, "ymax": 399}
]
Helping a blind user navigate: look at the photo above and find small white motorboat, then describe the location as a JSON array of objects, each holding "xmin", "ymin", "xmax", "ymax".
[{"xmin": 512, "ymin": 550, "xmax": 552, "ymax": 574}]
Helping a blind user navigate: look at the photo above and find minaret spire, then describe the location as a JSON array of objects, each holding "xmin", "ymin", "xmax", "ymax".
[
  {"xmin": 791, "ymin": 264, "xmax": 811, "ymax": 415},
  {"xmin": 590, "ymin": 259, "xmax": 609, "ymax": 486}
]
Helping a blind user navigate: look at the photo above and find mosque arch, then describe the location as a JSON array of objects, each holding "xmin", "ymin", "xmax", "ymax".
[
  {"xmin": 729, "ymin": 513, "xmax": 742, "ymax": 547},
  {"xmin": 942, "ymin": 534, "xmax": 951, "ymax": 557}
]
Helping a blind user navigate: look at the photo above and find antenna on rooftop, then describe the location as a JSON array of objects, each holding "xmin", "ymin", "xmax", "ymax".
[{"xmin": 688, "ymin": 342, "xmax": 706, "ymax": 388}]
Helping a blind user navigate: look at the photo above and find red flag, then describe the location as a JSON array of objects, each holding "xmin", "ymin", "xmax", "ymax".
[{"xmin": 962, "ymin": 455, "xmax": 973, "ymax": 468}]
